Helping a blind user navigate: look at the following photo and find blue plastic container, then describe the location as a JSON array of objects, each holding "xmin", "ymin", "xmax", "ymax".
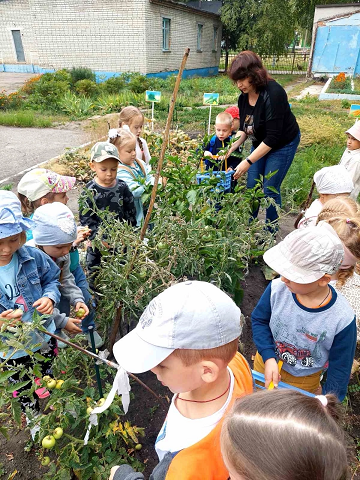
[
  {"xmin": 252, "ymin": 370, "xmax": 315, "ymax": 397},
  {"xmin": 196, "ymin": 171, "xmax": 233, "ymax": 193}
]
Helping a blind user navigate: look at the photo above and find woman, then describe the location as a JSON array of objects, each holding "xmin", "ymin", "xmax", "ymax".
[{"xmin": 228, "ymin": 51, "xmax": 300, "ymax": 231}]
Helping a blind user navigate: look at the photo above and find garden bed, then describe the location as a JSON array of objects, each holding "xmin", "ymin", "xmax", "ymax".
[{"xmin": 319, "ymin": 73, "xmax": 360, "ymax": 101}]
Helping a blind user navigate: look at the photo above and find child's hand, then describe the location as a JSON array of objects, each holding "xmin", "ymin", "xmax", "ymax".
[
  {"xmin": 0, "ymin": 309, "xmax": 23, "ymax": 327},
  {"xmin": 75, "ymin": 302, "xmax": 89, "ymax": 319},
  {"xmin": 33, "ymin": 297, "xmax": 54, "ymax": 315},
  {"xmin": 226, "ymin": 167, "xmax": 234, "ymax": 172},
  {"xmin": 73, "ymin": 227, "xmax": 91, "ymax": 246},
  {"xmin": 264, "ymin": 358, "xmax": 281, "ymax": 388},
  {"xmin": 64, "ymin": 317, "xmax": 82, "ymax": 334}
]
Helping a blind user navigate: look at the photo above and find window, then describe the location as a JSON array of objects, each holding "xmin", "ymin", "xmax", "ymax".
[
  {"xmin": 197, "ymin": 24, "xmax": 203, "ymax": 52},
  {"xmin": 162, "ymin": 18, "xmax": 171, "ymax": 51},
  {"xmin": 12, "ymin": 30, "xmax": 25, "ymax": 62},
  {"xmin": 213, "ymin": 26, "xmax": 218, "ymax": 52}
]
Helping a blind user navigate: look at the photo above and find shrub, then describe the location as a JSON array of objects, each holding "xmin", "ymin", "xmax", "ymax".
[
  {"xmin": 101, "ymin": 76, "xmax": 126, "ymax": 94},
  {"xmin": 21, "ymin": 74, "xmax": 43, "ymax": 95},
  {"xmin": 69, "ymin": 66, "xmax": 96, "ymax": 84},
  {"xmin": 28, "ymin": 74, "xmax": 71, "ymax": 110},
  {"xmin": 0, "ymin": 90, "xmax": 24, "ymax": 110},
  {"xmin": 126, "ymin": 73, "xmax": 150, "ymax": 93},
  {"xmin": 58, "ymin": 92, "xmax": 95, "ymax": 118},
  {"xmin": 75, "ymin": 79, "xmax": 99, "ymax": 97}
]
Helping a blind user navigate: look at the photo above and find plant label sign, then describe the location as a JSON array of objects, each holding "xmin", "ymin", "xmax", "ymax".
[
  {"xmin": 145, "ymin": 90, "xmax": 161, "ymax": 103},
  {"xmin": 349, "ymin": 104, "xmax": 360, "ymax": 117},
  {"xmin": 203, "ymin": 93, "xmax": 220, "ymax": 105}
]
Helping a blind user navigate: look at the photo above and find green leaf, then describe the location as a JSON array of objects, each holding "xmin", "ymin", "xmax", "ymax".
[
  {"xmin": 33, "ymin": 352, "xmax": 47, "ymax": 362},
  {"xmin": 6, "ymin": 379, "xmax": 31, "ymax": 393},
  {"xmin": 11, "ymin": 399, "xmax": 22, "ymax": 426},
  {"xmin": 0, "ymin": 426, "xmax": 9, "ymax": 440},
  {"xmin": 186, "ymin": 189, "xmax": 197, "ymax": 205},
  {"xmin": 0, "ymin": 371, "xmax": 14, "ymax": 383}
]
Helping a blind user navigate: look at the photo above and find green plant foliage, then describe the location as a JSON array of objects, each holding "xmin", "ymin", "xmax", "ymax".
[
  {"xmin": 75, "ymin": 79, "xmax": 99, "ymax": 97},
  {"xmin": 0, "ymin": 110, "xmax": 53, "ymax": 127},
  {"xmin": 126, "ymin": 73, "xmax": 151, "ymax": 94},
  {"xmin": 69, "ymin": 67, "xmax": 96, "ymax": 84},
  {"xmin": 101, "ymin": 76, "xmax": 126, "ymax": 94},
  {"xmin": 58, "ymin": 92, "xmax": 95, "ymax": 118}
]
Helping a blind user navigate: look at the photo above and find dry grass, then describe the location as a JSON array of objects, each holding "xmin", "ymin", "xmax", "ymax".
[{"xmin": 297, "ymin": 113, "xmax": 347, "ymax": 148}]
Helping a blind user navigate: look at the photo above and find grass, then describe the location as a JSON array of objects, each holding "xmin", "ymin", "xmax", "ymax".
[{"xmin": 0, "ymin": 110, "xmax": 66, "ymax": 127}]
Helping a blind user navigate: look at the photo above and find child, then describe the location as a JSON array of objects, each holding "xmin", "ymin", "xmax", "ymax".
[
  {"xmin": 221, "ymin": 389, "xmax": 348, "ymax": 480},
  {"xmin": 79, "ymin": 142, "xmax": 136, "ymax": 291},
  {"xmin": 252, "ymin": 223, "xmax": 356, "ymax": 401},
  {"xmin": 32, "ymin": 203, "xmax": 91, "ymax": 345},
  {"xmin": 119, "ymin": 106, "xmax": 151, "ymax": 165},
  {"xmin": 110, "ymin": 281, "xmax": 254, "ymax": 480},
  {"xmin": 108, "ymin": 128, "xmax": 154, "ymax": 226},
  {"xmin": 204, "ymin": 112, "xmax": 240, "ymax": 171},
  {"xmin": 317, "ymin": 197, "xmax": 360, "ymax": 340},
  {"xmin": 224, "ymin": 106, "xmax": 240, "ymax": 134},
  {"xmin": 17, "ymin": 169, "xmax": 102, "ymax": 347},
  {"xmin": 340, "ymin": 121, "xmax": 360, "ymax": 200},
  {"xmin": 0, "ymin": 191, "xmax": 61, "ymax": 414},
  {"xmin": 297, "ymin": 164, "xmax": 353, "ymax": 228}
]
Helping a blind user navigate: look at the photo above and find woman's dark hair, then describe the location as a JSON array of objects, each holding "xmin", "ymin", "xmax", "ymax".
[
  {"xmin": 228, "ymin": 50, "xmax": 272, "ymax": 91},
  {"xmin": 221, "ymin": 389, "xmax": 348, "ymax": 480}
]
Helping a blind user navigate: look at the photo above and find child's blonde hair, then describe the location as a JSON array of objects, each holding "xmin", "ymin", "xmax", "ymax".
[
  {"xmin": 317, "ymin": 197, "xmax": 360, "ymax": 286},
  {"xmin": 109, "ymin": 128, "xmax": 136, "ymax": 152},
  {"xmin": 18, "ymin": 192, "xmax": 55, "ymax": 216},
  {"xmin": 119, "ymin": 106, "xmax": 144, "ymax": 152},
  {"xmin": 221, "ymin": 389, "xmax": 348, "ymax": 480},
  {"xmin": 215, "ymin": 112, "xmax": 233, "ymax": 127},
  {"xmin": 172, "ymin": 338, "xmax": 238, "ymax": 366}
]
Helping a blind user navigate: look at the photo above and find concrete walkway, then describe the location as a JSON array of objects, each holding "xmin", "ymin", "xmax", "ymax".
[{"xmin": 0, "ymin": 72, "xmax": 39, "ymax": 94}]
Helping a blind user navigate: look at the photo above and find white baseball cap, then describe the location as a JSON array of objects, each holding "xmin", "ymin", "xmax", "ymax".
[
  {"xmin": 314, "ymin": 165, "xmax": 353, "ymax": 194},
  {"xmin": 263, "ymin": 222, "xmax": 344, "ymax": 284},
  {"xmin": 113, "ymin": 281, "xmax": 242, "ymax": 373},
  {"xmin": 17, "ymin": 168, "xmax": 76, "ymax": 202}
]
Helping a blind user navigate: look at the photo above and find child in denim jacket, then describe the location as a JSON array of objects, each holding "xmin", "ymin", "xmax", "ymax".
[{"xmin": 0, "ymin": 191, "xmax": 61, "ymax": 415}]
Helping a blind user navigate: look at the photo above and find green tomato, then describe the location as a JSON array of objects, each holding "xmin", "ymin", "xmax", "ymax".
[
  {"xmin": 46, "ymin": 379, "xmax": 57, "ymax": 390},
  {"xmin": 75, "ymin": 308, "xmax": 86, "ymax": 318},
  {"xmin": 42, "ymin": 375, "xmax": 51, "ymax": 383},
  {"xmin": 55, "ymin": 380, "xmax": 64, "ymax": 389},
  {"xmin": 135, "ymin": 443, "xmax": 142, "ymax": 451},
  {"xmin": 41, "ymin": 456, "xmax": 51, "ymax": 466},
  {"xmin": 42, "ymin": 435, "xmax": 56, "ymax": 449},
  {"xmin": 157, "ymin": 242, "xmax": 167, "ymax": 250},
  {"xmin": 87, "ymin": 406, "xmax": 93, "ymax": 415},
  {"xmin": 97, "ymin": 398, "xmax": 106, "ymax": 407},
  {"xmin": 139, "ymin": 268, "xmax": 147, "ymax": 279},
  {"xmin": 53, "ymin": 427, "xmax": 63, "ymax": 440}
]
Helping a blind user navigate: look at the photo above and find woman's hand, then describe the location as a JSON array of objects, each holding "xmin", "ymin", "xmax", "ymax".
[
  {"xmin": 75, "ymin": 302, "xmax": 89, "ymax": 319},
  {"xmin": 33, "ymin": 297, "xmax": 54, "ymax": 315},
  {"xmin": 233, "ymin": 160, "xmax": 251, "ymax": 180}
]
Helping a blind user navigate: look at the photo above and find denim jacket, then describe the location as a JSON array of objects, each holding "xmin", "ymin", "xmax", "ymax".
[{"xmin": 0, "ymin": 246, "xmax": 61, "ymax": 359}]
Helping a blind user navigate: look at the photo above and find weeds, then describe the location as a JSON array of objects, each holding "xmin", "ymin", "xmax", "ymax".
[{"xmin": 0, "ymin": 111, "xmax": 53, "ymax": 127}]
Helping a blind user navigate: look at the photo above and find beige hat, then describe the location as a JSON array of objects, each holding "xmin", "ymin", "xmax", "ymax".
[
  {"xmin": 17, "ymin": 168, "xmax": 76, "ymax": 202},
  {"xmin": 346, "ymin": 121, "xmax": 360, "ymax": 142},
  {"xmin": 314, "ymin": 165, "xmax": 353, "ymax": 194},
  {"xmin": 263, "ymin": 222, "xmax": 344, "ymax": 284}
]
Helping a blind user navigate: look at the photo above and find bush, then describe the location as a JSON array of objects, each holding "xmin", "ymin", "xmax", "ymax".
[
  {"xmin": 69, "ymin": 66, "xmax": 96, "ymax": 84},
  {"xmin": 28, "ymin": 74, "xmax": 71, "ymax": 110},
  {"xmin": 101, "ymin": 76, "xmax": 126, "ymax": 94},
  {"xmin": 126, "ymin": 73, "xmax": 150, "ymax": 94},
  {"xmin": 0, "ymin": 91, "xmax": 23, "ymax": 110},
  {"xmin": 75, "ymin": 79, "xmax": 99, "ymax": 97},
  {"xmin": 58, "ymin": 92, "xmax": 95, "ymax": 118},
  {"xmin": 21, "ymin": 74, "xmax": 43, "ymax": 95}
]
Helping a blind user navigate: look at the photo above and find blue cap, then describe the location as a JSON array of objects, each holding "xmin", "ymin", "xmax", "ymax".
[
  {"xmin": 0, "ymin": 191, "xmax": 35, "ymax": 240},
  {"xmin": 32, "ymin": 202, "xmax": 77, "ymax": 246}
]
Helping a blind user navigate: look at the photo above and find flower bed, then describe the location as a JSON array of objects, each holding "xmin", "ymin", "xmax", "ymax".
[{"xmin": 319, "ymin": 72, "xmax": 360, "ymax": 100}]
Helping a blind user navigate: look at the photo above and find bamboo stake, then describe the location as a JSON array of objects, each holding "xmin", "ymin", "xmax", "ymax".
[
  {"xmin": 108, "ymin": 47, "xmax": 190, "ymax": 352},
  {"xmin": 42, "ymin": 329, "xmax": 166, "ymax": 406}
]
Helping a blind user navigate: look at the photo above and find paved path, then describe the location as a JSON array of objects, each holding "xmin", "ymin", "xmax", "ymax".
[
  {"xmin": 0, "ymin": 72, "xmax": 39, "ymax": 94},
  {"xmin": 0, "ymin": 125, "xmax": 89, "ymax": 183}
]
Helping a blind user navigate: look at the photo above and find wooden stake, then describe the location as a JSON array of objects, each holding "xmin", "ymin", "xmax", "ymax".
[{"xmin": 108, "ymin": 47, "xmax": 190, "ymax": 353}]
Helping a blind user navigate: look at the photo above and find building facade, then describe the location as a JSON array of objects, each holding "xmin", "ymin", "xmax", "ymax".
[{"xmin": 0, "ymin": 0, "xmax": 222, "ymax": 78}]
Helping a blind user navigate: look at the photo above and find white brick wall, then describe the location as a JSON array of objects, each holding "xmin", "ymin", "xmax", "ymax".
[{"xmin": 0, "ymin": 0, "xmax": 221, "ymax": 74}]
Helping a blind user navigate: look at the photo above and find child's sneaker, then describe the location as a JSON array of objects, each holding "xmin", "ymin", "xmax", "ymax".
[{"xmin": 86, "ymin": 330, "xmax": 104, "ymax": 349}]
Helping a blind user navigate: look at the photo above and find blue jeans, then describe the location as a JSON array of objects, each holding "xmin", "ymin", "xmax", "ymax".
[
  {"xmin": 247, "ymin": 131, "xmax": 300, "ymax": 228},
  {"xmin": 57, "ymin": 264, "xmax": 96, "ymax": 334}
]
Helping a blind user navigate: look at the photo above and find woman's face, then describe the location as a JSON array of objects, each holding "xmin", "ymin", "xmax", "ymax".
[{"xmin": 236, "ymin": 77, "xmax": 255, "ymax": 94}]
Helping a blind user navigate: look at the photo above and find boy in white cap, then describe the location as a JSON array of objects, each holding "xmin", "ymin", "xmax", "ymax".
[
  {"xmin": 18, "ymin": 168, "xmax": 103, "ymax": 348},
  {"xmin": 297, "ymin": 164, "xmax": 353, "ymax": 228},
  {"xmin": 340, "ymin": 121, "xmax": 360, "ymax": 200},
  {"xmin": 110, "ymin": 281, "xmax": 253, "ymax": 480},
  {"xmin": 252, "ymin": 223, "xmax": 356, "ymax": 401}
]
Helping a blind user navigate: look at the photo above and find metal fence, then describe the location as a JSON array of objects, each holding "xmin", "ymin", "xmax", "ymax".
[{"xmin": 220, "ymin": 49, "xmax": 310, "ymax": 75}]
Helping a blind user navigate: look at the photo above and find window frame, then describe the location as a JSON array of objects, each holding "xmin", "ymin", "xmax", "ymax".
[{"xmin": 162, "ymin": 17, "xmax": 171, "ymax": 52}]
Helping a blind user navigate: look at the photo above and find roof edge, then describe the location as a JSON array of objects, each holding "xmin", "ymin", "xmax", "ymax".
[{"xmin": 149, "ymin": 0, "xmax": 221, "ymax": 19}]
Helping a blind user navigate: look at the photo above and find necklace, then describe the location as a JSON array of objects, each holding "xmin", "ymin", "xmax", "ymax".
[
  {"xmin": 318, "ymin": 287, "xmax": 331, "ymax": 307},
  {"xmin": 177, "ymin": 378, "xmax": 231, "ymax": 404}
]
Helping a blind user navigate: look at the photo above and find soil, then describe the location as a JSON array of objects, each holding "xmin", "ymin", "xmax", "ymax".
[{"xmin": 0, "ymin": 213, "xmax": 359, "ymax": 479}]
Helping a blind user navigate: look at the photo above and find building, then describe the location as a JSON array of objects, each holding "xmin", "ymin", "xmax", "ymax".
[
  {"xmin": 309, "ymin": 3, "xmax": 360, "ymax": 76},
  {"xmin": 0, "ymin": 0, "xmax": 222, "ymax": 79}
]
